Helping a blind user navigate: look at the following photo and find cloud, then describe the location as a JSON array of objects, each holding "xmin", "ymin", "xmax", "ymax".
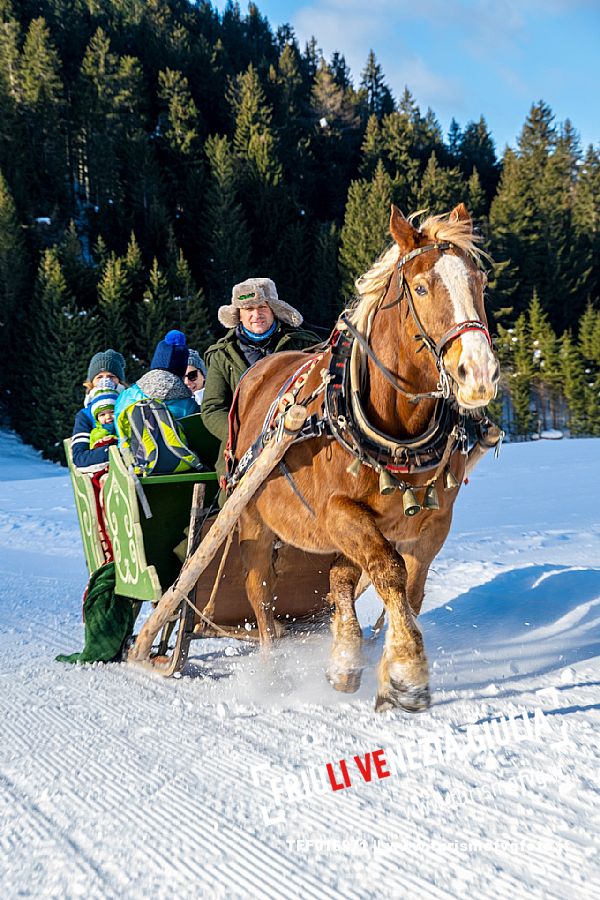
[{"xmin": 293, "ymin": 1, "xmax": 465, "ymax": 110}]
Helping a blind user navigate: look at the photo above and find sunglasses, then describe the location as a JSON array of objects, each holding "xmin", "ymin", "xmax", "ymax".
[{"xmin": 184, "ymin": 369, "xmax": 200, "ymax": 382}]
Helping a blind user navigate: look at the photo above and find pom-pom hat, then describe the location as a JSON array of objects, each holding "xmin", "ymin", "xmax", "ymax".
[
  {"xmin": 150, "ymin": 329, "xmax": 188, "ymax": 378},
  {"xmin": 87, "ymin": 349, "xmax": 126, "ymax": 383},
  {"xmin": 218, "ymin": 278, "xmax": 303, "ymax": 329}
]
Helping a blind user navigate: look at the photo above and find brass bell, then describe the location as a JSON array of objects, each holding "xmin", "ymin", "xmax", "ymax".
[
  {"xmin": 444, "ymin": 467, "xmax": 459, "ymax": 491},
  {"xmin": 379, "ymin": 469, "xmax": 397, "ymax": 495},
  {"xmin": 402, "ymin": 487, "xmax": 421, "ymax": 516},
  {"xmin": 423, "ymin": 484, "xmax": 440, "ymax": 510},
  {"xmin": 346, "ymin": 457, "xmax": 362, "ymax": 478}
]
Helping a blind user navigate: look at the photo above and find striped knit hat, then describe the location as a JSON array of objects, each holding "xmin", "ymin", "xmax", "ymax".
[{"xmin": 88, "ymin": 387, "xmax": 118, "ymax": 423}]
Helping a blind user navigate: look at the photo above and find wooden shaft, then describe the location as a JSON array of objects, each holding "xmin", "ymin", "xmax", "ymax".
[
  {"xmin": 464, "ymin": 426, "xmax": 503, "ymax": 478},
  {"xmin": 129, "ymin": 405, "xmax": 308, "ymax": 662}
]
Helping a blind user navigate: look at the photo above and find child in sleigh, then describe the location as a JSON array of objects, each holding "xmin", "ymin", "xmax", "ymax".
[{"xmin": 85, "ymin": 384, "xmax": 119, "ymax": 562}]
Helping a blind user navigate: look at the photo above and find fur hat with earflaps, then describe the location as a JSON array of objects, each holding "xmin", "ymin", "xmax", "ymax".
[{"xmin": 218, "ymin": 278, "xmax": 303, "ymax": 329}]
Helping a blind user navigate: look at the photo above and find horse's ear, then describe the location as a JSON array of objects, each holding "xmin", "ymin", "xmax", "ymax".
[
  {"xmin": 390, "ymin": 205, "xmax": 417, "ymax": 251},
  {"xmin": 450, "ymin": 203, "xmax": 472, "ymax": 228}
]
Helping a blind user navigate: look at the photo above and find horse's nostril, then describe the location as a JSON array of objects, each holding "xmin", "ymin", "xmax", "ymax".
[
  {"xmin": 492, "ymin": 363, "xmax": 500, "ymax": 382},
  {"xmin": 457, "ymin": 364, "xmax": 467, "ymax": 381}
]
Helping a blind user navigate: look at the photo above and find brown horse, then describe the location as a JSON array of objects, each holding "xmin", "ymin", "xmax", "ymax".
[{"xmin": 232, "ymin": 204, "xmax": 499, "ymax": 712}]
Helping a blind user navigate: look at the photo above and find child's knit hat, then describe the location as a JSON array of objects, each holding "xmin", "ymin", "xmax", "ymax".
[{"xmin": 88, "ymin": 386, "xmax": 118, "ymax": 423}]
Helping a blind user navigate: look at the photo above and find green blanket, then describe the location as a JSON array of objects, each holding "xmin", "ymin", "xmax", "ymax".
[{"xmin": 56, "ymin": 562, "xmax": 135, "ymax": 665}]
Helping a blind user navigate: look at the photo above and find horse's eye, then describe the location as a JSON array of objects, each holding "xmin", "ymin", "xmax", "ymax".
[{"xmin": 414, "ymin": 284, "xmax": 428, "ymax": 296}]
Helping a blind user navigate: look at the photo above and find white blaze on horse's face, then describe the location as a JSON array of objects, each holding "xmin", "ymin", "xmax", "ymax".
[{"xmin": 434, "ymin": 254, "xmax": 499, "ymax": 408}]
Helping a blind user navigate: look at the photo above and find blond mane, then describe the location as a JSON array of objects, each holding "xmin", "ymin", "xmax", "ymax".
[{"xmin": 346, "ymin": 210, "xmax": 489, "ymax": 334}]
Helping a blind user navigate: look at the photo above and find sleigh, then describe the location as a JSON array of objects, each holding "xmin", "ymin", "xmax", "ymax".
[{"xmin": 65, "ymin": 410, "xmax": 333, "ymax": 676}]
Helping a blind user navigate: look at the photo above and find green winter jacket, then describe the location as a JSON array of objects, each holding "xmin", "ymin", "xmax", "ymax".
[{"xmin": 201, "ymin": 323, "xmax": 318, "ymax": 458}]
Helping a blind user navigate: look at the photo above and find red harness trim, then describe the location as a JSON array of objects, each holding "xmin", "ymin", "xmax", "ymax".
[{"xmin": 435, "ymin": 320, "xmax": 492, "ymax": 357}]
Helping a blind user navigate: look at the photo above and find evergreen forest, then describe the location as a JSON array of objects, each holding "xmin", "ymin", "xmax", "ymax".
[{"xmin": 0, "ymin": 0, "xmax": 599, "ymax": 460}]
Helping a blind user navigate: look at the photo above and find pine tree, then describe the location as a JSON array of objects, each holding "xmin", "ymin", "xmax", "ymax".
[
  {"xmin": 447, "ymin": 118, "xmax": 462, "ymax": 162},
  {"xmin": 157, "ymin": 68, "xmax": 201, "ymax": 160},
  {"xmin": 417, "ymin": 153, "xmax": 465, "ymax": 214},
  {"xmin": 26, "ymin": 248, "xmax": 90, "ymax": 460},
  {"xmin": 359, "ymin": 50, "xmax": 394, "ymax": 120},
  {"xmin": 143, "ymin": 257, "xmax": 173, "ymax": 358},
  {"xmin": 57, "ymin": 221, "xmax": 96, "ymax": 309},
  {"xmin": 230, "ymin": 63, "xmax": 281, "ymax": 184},
  {"xmin": 308, "ymin": 60, "xmax": 361, "ymax": 219},
  {"xmin": 271, "ymin": 218, "xmax": 311, "ymax": 315},
  {"xmin": 528, "ymin": 291, "xmax": 561, "ymax": 428},
  {"xmin": 578, "ymin": 301, "xmax": 600, "ymax": 366},
  {"xmin": 457, "ymin": 116, "xmax": 498, "ymax": 202},
  {"xmin": 380, "ymin": 108, "xmax": 421, "ymax": 209},
  {"xmin": 98, "ymin": 253, "xmax": 131, "ymax": 354},
  {"xmin": 20, "ymin": 18, "xmax": 66, "ymax": 216},
  {"xmin": 359, "ymin": 114, "xmax": 384, "ymax": 178},
  {"xmin": 466, "ymin": 169, "xmax": 486, "ymax": 220},
  {"xmin": 488, "ymin": 147, "xmax": 532, "ymax": 319},
  {"xmin": 572, "ymin": 145, "xmax": 600, "ymax": 313},
  {"xmin": 169, "ymin": 249, "xmax": 212, "ymax": 351},
  {"xmin": 500, "ymin": 313, "xmax": 534, "ymax": 434},
  {"xmin": 201, "ymin": 134, "xmax": 251, "ymax": 315},
  {"xmin": 229, "ymin": 62, "xmax": 285, "ymax": 262},
  {"xmin": 339, "ymin": 159, "xmax": 393, "ymax": 297},
  {"xmin": 0, "ymin": 10, "xmax": 23, "ymax": 196},
  {"xmin": 118, "ymin": 231, "xmax": 146, "ymax": 346},
  {"xmin": 560, "ymin": 331, "xmax": 588, "ymax": 434},
  {"xmin": 309, "ymin": 221, "xmax": 341, "ymax": 327},
  {"xmin": 0, "ymin": 169, "xmax": 29, "ymax": 404}
]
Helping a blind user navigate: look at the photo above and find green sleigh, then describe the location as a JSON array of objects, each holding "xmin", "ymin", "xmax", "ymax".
[
  {"xmin": 64, "ymin": 414, "xmax": 220, "ymax": 602},
  {"xmin": 65, "ymin": 412, "xmax": 334, "ymax": 674}
]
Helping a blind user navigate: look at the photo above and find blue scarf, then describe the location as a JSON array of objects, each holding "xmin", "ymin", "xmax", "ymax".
[{"xmin": 240, "ymin": 320, "xmax": 278, "ymax": 342}]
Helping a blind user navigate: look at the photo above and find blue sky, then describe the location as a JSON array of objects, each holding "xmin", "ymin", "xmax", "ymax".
[{"xmin": 213, "ymin": 0, "xmax": 599, "ymax": 155}]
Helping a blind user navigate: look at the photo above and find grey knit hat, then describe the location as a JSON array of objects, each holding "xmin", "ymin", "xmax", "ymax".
[
  {"xmin": 87, "ymin": 349, "xmax": 126, "ymax": 383},
  {"xmin": 217, "ymin": 277, "xmax": 303, "ymax": 329},
  {"xmin": 187, "ymin": 349, "xmax": 207, "ymax": 378}
]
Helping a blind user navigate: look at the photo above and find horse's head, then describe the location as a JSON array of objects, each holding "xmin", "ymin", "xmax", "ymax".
[{"xmin": 390, "ymin": 203, "xmax": 499, "ymax": 409}]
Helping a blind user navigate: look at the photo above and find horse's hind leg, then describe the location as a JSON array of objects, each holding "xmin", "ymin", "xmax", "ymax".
[
  {"xmin": 326, "ymin": 497, "xmax": 429, "ymax": 713},
  {"xmin": 327, "ymin": 555, "xmax": 363, "ymax": 693},
  {"xmin": 238, "ymin": 507, "xmax": 278, "ymax": 648}
]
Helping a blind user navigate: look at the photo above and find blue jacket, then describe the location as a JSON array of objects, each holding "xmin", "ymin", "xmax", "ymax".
[
  {"xmin": 114, "ymin": 369, "xmax": 198, "ymax": 446},
  {"xmin": 71, "ymin": 406, "xmax": 112, "ymax": 471}
]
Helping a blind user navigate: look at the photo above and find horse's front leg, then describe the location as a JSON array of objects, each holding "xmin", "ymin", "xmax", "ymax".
[
  {"xmin": 326, "ymin": 497, "xmax": 430, "ymax": 713},
  {"xmin": 327, "ymin": 555, "xmax": 363, "ymax": 693},
  {"xmin": 238, "ymin": 507, "xmax": 278, "ymax": 649}
]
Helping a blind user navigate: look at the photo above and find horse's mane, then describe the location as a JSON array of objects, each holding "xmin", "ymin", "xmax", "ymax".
[{"xmin": 347, "ymin": 210, "xmax": 488, "ymax": 334}]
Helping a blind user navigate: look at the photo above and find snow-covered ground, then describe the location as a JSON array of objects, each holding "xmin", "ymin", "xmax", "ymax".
[{"xmin": 0, "ymin": 429, "xmax": 599, "ymax": 899}]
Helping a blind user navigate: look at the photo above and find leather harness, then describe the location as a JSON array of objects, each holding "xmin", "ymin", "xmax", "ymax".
[{"xmin": 225, "ymin": 240, "xmax": 498, "ymax": 494}]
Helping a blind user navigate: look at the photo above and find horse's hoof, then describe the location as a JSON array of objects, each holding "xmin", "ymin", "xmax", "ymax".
[
  {"xmin": 374, "ymin": 681, "xmax": 431, "ymax": 713},
  {"xmin": 327, "ymin": 667, "xmax": 363, "ymax": 694}
]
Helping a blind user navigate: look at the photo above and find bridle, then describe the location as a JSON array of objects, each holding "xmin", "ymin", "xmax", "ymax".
[{"xmin": 340, "ymin": 241, "xmax": 492, "ymax": 404}]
